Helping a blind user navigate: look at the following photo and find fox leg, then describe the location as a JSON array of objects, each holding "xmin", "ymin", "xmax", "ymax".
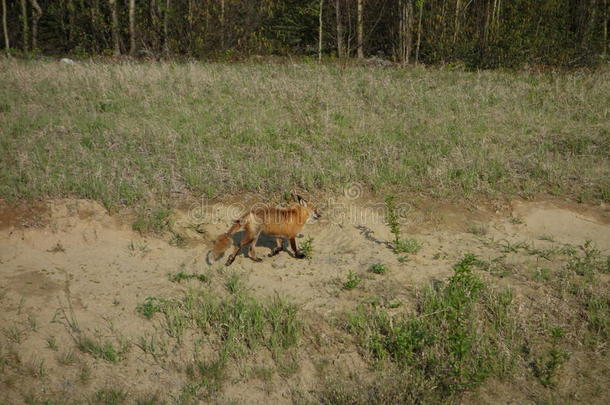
[
  {"xmin": 289, "ymin": 237, "xmax": 305, "ymax": 259},
  {"xmin": 225, "ymin": 230, "xmax": 256, "ymax": 266},
  {"xmin": 268, "ymin": 237, "xmax": 284, "ymax": 257},
  {"xmin": 248, "ymin": 231, "xmax": 263, "ymax": 262}
]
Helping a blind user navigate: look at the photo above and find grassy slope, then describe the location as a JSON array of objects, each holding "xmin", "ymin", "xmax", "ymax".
[{"xmin": 1, "ymin": 60, "xmax": 609, "ymax": 209}]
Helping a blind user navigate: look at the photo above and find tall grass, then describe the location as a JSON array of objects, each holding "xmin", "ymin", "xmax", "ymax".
[{"xmin": 1, "ymin": 59, "xmax": 608, "ymax": 209}]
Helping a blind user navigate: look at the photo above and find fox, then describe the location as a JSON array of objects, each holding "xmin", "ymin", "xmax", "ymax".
[{"xmin": 207, "ymin": 193, "xmax": 321, "ymax": 266}]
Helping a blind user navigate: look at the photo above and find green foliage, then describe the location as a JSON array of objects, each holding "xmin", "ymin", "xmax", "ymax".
[
  {"xmin": 132, "ymin": 208, "xmax": 171, "ymax": 235},
  {"xmin": 368, "ymin": 263, "xmax": 388, "ymax": 275},
  {"xmin": 342, "ymin": 271, "xmax": 362, "ymax": 291},
  {"xmin": 346, "ymin": 254, "xmax": 518, "ymax": 399},
  {"xmin": 168, "ymin": 272, "xmax": 208, "ymax": 283},
  {"xmin": 299, "ymin": 237, "xmax": 314, "ymax": 260}
]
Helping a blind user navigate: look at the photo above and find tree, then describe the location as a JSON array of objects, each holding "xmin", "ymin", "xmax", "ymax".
[
  {"xmin": 164, "ymin": 0, "xmax": 170, "ymax": 56},
  {"xmin": 1, "ymin": 0, "xmax": 8, "ymax": 53},
  {"xmin": 319, "ymin": 0, "xmax": 324, "ymax": 61},
  {"xmin": 335, "ymin": 0, "xmax": 345, "ymax": 57},
  {"xmin": 29, "ymin": 0, "xmax": 42, "ymax": 50},
  {"xmin": 109, "ymin": 0, "xmax": 120, "ymax": 55},
  {"xmin": 20, "ymin": 0, "xmax": 28, "ymax": 52},
  {"xmin": 415, "ymin": 0, "xmax": 424, "ymax": 63},
  {"xmin": 129, "ymin": 0, "xmax": 136, "ymax": 55},
  {"xmin": 357, "ymin": 0, "xmax": 364, "ymax": 58},
  {"xmin": 398, "ymin": 0, "xmax": 414, "ymax": 64}
]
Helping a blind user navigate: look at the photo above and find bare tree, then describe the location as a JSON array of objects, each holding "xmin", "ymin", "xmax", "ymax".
[
  {"xmin": 1, "ymin": 0, "xmax": 8, "ymax": 53},
  {"xmin": 20, "ymin": 0, "xmax": 28, "ymax": 51},
  {"xmin": 319, "ymin": 0, "xmax": 324, "ymax": 61},
  {"xmin": 164, "ymin": 0, "xmax": 170, "ymax": 56},
  {"xmin": 415, "ymin": 0, "xmax": 424, "ymax": 63},
  {"xmin": 603, "ymin": 0, "xmax": 608, "ymax": 59},
  {"xmin": 357, "ymin": 0, "xmax": 363, "ymax": 58},
  {"xmin": 453, "ymin": 0, "xmax": 461, "ymax": 44},
  {"xmin": 335, "ymin": 0, "xmax": 345, "ymax": 57},
  {"xmin": 398, "ymin": 0, "xmax": 413, "ymax": 64},
  {"xmin": 109, "ymin": 0, "xmax": 120, "ymax": 55},
  {"xmin": 129, "ymin": 0, "xmax": 136, "ymax": 55},
  {"xmin": 29, "ymin": 0, "xmax": 42, "ymax": 50}
]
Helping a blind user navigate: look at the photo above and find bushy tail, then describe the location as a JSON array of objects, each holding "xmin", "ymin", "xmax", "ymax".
[{"xmin": 206, "ymin": 221, "xmax": 242, "ymax": 264}]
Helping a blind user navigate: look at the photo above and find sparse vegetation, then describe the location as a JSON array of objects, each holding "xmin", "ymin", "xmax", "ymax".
[
  {"xmin": 368, "ymin": 263, "xmax": 388, "ymax": 275},
  {"xmin": 299, "ymin": 237, "xmax": 314, "ymax": 261},
  {"xmin": 168, "ymin": 271, "xmax": 208, "ymax": 283},
  {"xmin": 342, "ymin": 271, "xmax": 362, "ymax": 291}
]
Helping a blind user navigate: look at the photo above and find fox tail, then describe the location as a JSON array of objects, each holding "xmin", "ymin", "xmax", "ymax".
[{"xmin": 206, "ymin": 221, "xmax": 242, "ymax": 265}]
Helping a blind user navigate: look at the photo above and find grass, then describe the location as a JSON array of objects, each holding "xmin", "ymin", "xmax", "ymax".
[
  {"xmin": 336, "ymin": 254, "xmax": 520, "ymax": 402},
  {"xmin": 299, "ymin": 237, "xmax": 314, "ymax": 260},
  {"xmin": 342, "ymin": 271, "xmax": 362, "ymax": 290},
  {"xmin": 1, "ymin": 60, "xmax": 608, "ymax": 210},
  {"xmin": 368, "ymin": 263, "xmax": 388, "ymax": 275},
  {"xmin": 136, "ymin": 281, "xmax": 301, "ymax": 399},
  {"xmin": 168, "ymin": 271, "xmax": 208, "ymax": 283}
]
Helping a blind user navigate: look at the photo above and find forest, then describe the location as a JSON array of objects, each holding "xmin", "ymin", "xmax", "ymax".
[{"xmin": 2, "ymin": 0, "xmax": 609, "ymax": 68}]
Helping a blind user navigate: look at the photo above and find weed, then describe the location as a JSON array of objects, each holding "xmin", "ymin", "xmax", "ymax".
[
  {"xmin": 58, "ymin": 349, "xmax": 78, "ymax": 365},
  {"xmin": 92, "ymin": 388, "xmax": 127, "ymax": 405},
  {"xmin": 225, "ymin": 272, "xmax": 243, "ymax": 294},
  {"xmin": 46, "ymin": 336, "xmax": 58, "ymax": 351},
  {"xmin": 300, "ymin": 237, "xmax": 314, "ymax": 260},
  {"xmin": 76, "ymin": 335, "xmax": 129, "ymax": 363},
  {"xmin": 168, "ymin": 272, "xmax": 208, "ymax": 283},
  {"xmin": 342, "ymin": 271, "xmax": 362, "ymax": 291},
  {"xmin": 532, "ymin": 327, "xmax": 570, "ymax": 387},
  {"xmin": 393, "ymin": 238, "xmax": 422, "ymax": 254},
  {"xmin": 169, "ymin": 231, "xmax": 187, "ymax": 248},
  {"xmin": 397, "ymin": 255, "xmax": 410, "ymax": 263},
  {"xmin": 509, "ymin": 217, "xmax": 524, "ymax": 225},
  {"xmin": 136, "ymin": 297, "xmax": 166, "ymax": 320},
  {"xmin": 345, "ymin": 254, "xmax": 518, "ymax": 399},
  {"xmin": 368, "ymin": 263, "xmax": 388, "ymax": 275},
  {"xmin": 127, "ymin": 240, "xmax": 150, "ymax": 256},
  {"xmin": 132, "ymin": 208, "xmax": 171, "ymax": 235}
]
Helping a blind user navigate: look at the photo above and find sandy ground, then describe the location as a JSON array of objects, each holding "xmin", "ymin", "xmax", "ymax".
[{"xmin": 0, "ymin": 196, "xmax": 609, "ymax": 404}]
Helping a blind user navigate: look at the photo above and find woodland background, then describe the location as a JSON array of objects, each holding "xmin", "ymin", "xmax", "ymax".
[{"xmin": 1, "ymin": 0, "xmax": 609, "ymax": 68}]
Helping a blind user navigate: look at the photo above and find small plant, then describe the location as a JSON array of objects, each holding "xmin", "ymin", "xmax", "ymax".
[
  {"xmin": 225, "ymin": 272, "xmax": 243, "ymax": 294},
  {"xmin": 132, "ymin": 207, "xmax": 171, "ymax": 234},
  {"xmin": 385, "ymin": 196, "xmax": 420, "ymax": 254},
  {"xmin": 77, "ymin": 336, "xmax": 126, "ymax": 363},
  {"xmin": 92, "ymin": 388, "xmax": 127, "ymax": 405},
  {"xmin": 467, "ymin": 223, "xmax": 488, "ymax": 236},
  {"xmin": 533, "ymin": 327, "xmax": 570, "ymax": 387},
  {"xmin": 136, "ymin": 297, "xmax": 165, "ymax": 319},
  {"xmin": 127, "ymin": 240, "xmax": 150, "ymax": 256},
  {"xmin": 300, "ymin": 237, "xmax": 314, "ymax": 260},
  {"xmin": 394, "ymin": 238, "xmax": 421, "ymax": 254},
  {"xmin": 59, "ymin": 349, "xmax": 78, "ymax": 365},
  {"xmin": 342, "ymin": 271, "xmax": 362, "ymax": 290},
  {"xmin": 169, "ymin": 231, "xmax": 187, "ymax": 248},
  {"xmin": 46, "ymin": 336, "xmax": 58, "ymax": 351},
  {"xmin": 509, "ymin": 216, "xmax": 524, "ymax": 225},
  {"xmin": 168, "ymin": 272, "xmax": 208, "ymax": 283},
  {"xmin": 368, "ymin": 263, "xmax": 388, "ymax": 275},
  {"xmin": 397, "ymin": 255, "xmax": 410, "ymax": 263}
]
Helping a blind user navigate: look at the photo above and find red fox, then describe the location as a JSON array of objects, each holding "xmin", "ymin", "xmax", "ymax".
[{"xmin": 207, "ymin": 194, "xmax": 321, "ymax": 266}]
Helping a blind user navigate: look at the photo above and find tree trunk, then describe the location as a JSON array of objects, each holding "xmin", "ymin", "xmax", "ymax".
[
  {"xmin": 603, "ymin": 0, "xmax": 608, "ymax": 59},
  {"xmin": 163, "ymin": 0, "xmax": 170, "ymax": 56},
  {"xmin": 453, "ymin": 0, "xmax": 461, "ymax": 44},
  {"xmin": 220, "ymin": 0, "xmax": 225, "ymax": 49},
  {"xmin": 109, "ymin": 0, "xmax": 120, "ymax": 55},
  {"xmin": 415, "ymin": 0, "xmax": 424, "ymax": 63},
  {"xmin": 1, "ymin": 0, "xmax": 8, "ymax": 53},
  {"xmin": 20, "ymin": 0, "xmax": 28, "ymax": 52},
  {"xmin": 319, "ymin": 0, "xmax": 324, "ymax": 61},
  {"xmin": 129, "ymin": 0, "xmax": 136, "ymax": 55},
  {"xmin": 29, "ymin": 0, "xmax": 42, "ymax": 50},
  {"xmin": 335, "ymin": 0, "xmax": 344, "ymax": 57},
  {"xmin": 399, "ymin": 0, "xmax": 413, "ymax": 65},
  {"xmin": 357, "ymin": 0, "xmax": 364, "ymax": 58}
]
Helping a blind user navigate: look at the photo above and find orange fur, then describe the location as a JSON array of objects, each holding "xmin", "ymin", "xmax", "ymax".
[{"xmin": 207, "ymin": 194, "xmax": 320, "ymax": 266}]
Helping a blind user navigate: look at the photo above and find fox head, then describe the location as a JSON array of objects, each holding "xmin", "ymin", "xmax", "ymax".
[{"xmin": 292, "ymin": 193, "xmax": 321, "ymax": 223}]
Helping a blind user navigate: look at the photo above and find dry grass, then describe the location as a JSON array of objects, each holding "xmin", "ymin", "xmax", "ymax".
[{"xmin": 1, "ymin": 59, "xmax": 608, "ymax": 210}]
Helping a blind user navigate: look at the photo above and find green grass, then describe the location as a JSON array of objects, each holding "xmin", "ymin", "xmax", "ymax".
[
  {"xmin": 136, "ymin": 283, "xmax": 301, "ymax": 399},
  {"xmin": 340, "ymin": 255, "xmax": 519, "ymax": 401},
  {"xmin": 342, "ymin": 271, "xmax": 362, "ymax": 290},
  {"xmin": 368, "ymin": 263, "xmax": 388, "ymax": 275},
  {"xmin": 1, "ymin": 60, "xmax": 608, "ymax": 209}
]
